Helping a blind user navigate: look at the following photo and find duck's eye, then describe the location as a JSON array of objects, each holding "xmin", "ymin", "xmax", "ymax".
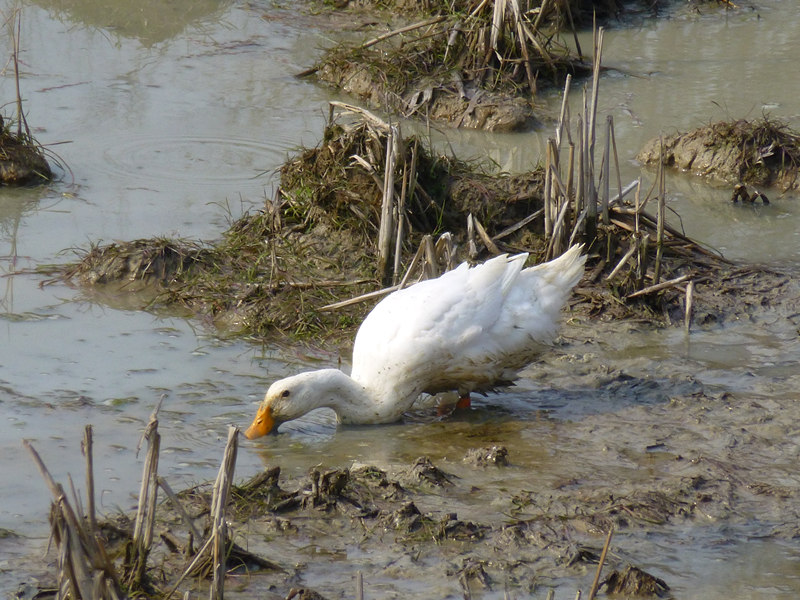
[{"xmin": 281, "ymin": 389, "xmax": 291, "ymax": 398}]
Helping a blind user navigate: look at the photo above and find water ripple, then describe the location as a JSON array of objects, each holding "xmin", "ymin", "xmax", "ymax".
[{"xmin": 98, "ymin": 134, "xmax": 286, "ymax": 187}]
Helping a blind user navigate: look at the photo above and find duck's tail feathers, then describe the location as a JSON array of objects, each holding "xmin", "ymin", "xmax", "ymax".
[{"xmin": 527, "ymin": 244, "xmax": 586, "ymax": 293}]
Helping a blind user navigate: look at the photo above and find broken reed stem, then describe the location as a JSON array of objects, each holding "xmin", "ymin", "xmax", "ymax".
[
  {"xmin": 422, "ymin": 234, "xmax": 439, "ymax": 279},
  {"xmin": 547, "ymin": 163, "xmax": 571, "ymax": 259},
  {"xmin": 605, "ymin": 240, "xmax": 638, "ymax": 282},
  {"xmin": 566, "ymin": 142, "xmax": 575, "ymax": 222},
  {"xmin": 467, "ymin": 213, "xmax": 477, "ymax": 259},
  {"xmin": 128, "ymin": 408, "xmax": 161, "ymax": 588},
  {"xmin": 637, "ymin": 233, "xmax": 650, "ymax": 289},
  {"xmin": 210, "ymin": 426, "xmax": 240, "ymax": 600},
  {"xmin": 574, "ymin": 114, "xmax": 585, "ymax": 239},
  {"xmin": 556, "ymin": 73, "xmax": 572, "ymax": 148},
  {"xmin": 685, "ymin": 280, "xmax": 695, "ymax": 332},
  {"xmin": 654, "ymin": 138, "xmax": 666, "ymax": 284},
  {"xmin": 582, "ymin": 91, "xmax": 595, "ymax": 242},
  {"xmin": 610, "ymin": 180, "xmax": 640, "ymax": 209},
  {"xmin": 544, "ymin": 141, "xmax": 553, "ymax": 238},
  {"xmin": 602, "ymin": 116, "xmax": 611, "ymax": 226},
  {"xmin": 626, "ymin": 273, "xmax": 690, "ymax": 299},
  {"xmin": 610, "ymin": 115, "xmax": 624, "ymax": 215},
  {"xmin": 581, "ymin": 26, "xmax": 604, "ymax": 244},
  {"xmin": 165, "ymin": 536, "xmax": 215, "ymax": 600},
  {"xmin": 492, "ymin": 208, "xmax": 544, "ymax": 242},
  {"xmin": 82, "ymin": 425, "xmax": 97, "ymax": 536},
  {"xmin": 473, "ymin": 214, "xmax": 501, "ymax": 255},
  {"xmin": 24, "ymin": 439, "xmax": 123, "ymax": 600},
  {"xmin": 356, "ymin": 571, "xmax": 364, "ymax": 600},
  {"xmin": 393, "ymin": 163, "xmax": 408, "ymax": 285},
  {"xmin": 360, "ymin": 15, "xmax": 447, "ymax": 49},
  {"xmin": 158, "ymin": 476, "xmax": 204, "ymax": 540},
  {"xmin": 378, "ymin": 124, "xmax": 399, "ymax": 287},
  {"xmin": 587, "ymin": 528, "xmax": 614, "ymax": 600}
]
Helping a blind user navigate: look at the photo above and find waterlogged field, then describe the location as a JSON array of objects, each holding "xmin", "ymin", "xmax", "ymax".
[{"xmin": 2, "ymin": 0, "xmax": 800, "ymax": 598}]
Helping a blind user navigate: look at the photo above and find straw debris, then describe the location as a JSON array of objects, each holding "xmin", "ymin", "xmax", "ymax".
[{"xmin": 309, "ymin": 0, "xmax": 596, "ymax": 130}]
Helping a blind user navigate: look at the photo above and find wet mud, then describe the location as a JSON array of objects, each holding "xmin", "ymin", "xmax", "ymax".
[{"xmin": 24, "ymin": 349, "xmax": 800, "ymax": 599}]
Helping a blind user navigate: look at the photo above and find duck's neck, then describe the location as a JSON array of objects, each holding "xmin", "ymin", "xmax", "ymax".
[{"xmin": 314, "ymin": 368, "xmax": 416, "ymax": 424}]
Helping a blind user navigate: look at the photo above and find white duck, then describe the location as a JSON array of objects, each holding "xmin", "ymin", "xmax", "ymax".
[{"xmin": 245, "ymin": 244, "xmax": 586, "ymax": 438}]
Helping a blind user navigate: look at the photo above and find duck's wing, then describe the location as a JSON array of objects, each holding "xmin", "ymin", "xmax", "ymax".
[
  {"xmin": 351, "ymin": 246, "xmax": 585, "ymax": 396},
  {"xmin": 350, "ymin": 253, "xmax": 527, "ymax": 390}
]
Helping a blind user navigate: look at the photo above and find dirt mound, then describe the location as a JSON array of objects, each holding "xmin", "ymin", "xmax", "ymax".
[
  {"xmin": 637, "ymin": 117, "xmax": 800, "ymax": 192},
  {"xmin": 307, "ymin": 1, "xmax": 593, "ymax": 131},
  {"xmin": 61, "ymin": 109, "xmax": 546, "ymax": 339},
  {"xmin": 0, "ymin": 115, "xmax": 52, "ymax": 185}
]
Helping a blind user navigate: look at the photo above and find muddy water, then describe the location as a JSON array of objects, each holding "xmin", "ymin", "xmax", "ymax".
[{"xmin": 2, "ymin": 0, "xmax": 800, "ymax": 598}]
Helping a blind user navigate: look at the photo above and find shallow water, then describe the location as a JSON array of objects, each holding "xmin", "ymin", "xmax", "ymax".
[{"xmin": 2, "ymin": 0, "xmax": 800, "ymax": 597}]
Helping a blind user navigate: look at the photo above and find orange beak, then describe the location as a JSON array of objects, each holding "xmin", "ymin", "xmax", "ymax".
[{"xmin": 244, "ymin": 404, "xmax": 275, "ymax": 439}]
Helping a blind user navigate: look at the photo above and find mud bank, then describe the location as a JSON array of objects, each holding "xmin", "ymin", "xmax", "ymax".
[
  {"xmin": 21, "ymin": 352, "xmax": 800, "ymax": 599},
  {"xmin": 637, "ymin": 117, "xmax": 800, "ymax": 193}
]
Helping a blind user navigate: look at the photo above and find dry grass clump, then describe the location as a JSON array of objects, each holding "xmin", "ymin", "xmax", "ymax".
[
  {"xmin": 0, "ymin": 116, "xmax": 53, "ymax": 185},
  {"xmin": 60, "ymin": 107, "xmax": 546, "ymax": 340},
  {"xmin": 637, "ymin": 116, "xmax": 800, "ymax": 191},
  {"xmin": 1, "ymin": 9, "xmax": 55, "ymax": 185},
  {"xmin": 312, "ymin": 1, "xmax": 594, "ymax": 130},
  {"xmin": 279, "ymin": 115, "xmax": 543, "ymax": 243},
  {"xmin": 706, "ymin": 117, "xmax": 800, "ymax": 185}
]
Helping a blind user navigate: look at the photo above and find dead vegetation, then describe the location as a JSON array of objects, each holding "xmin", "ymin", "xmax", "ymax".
[
  {"xmin": 637, "ymin": 116, "xmax": 800, "ymax": 192},
  {"xmin": 61, "ymin": 103, "xmax": 548, "ymax": 340},
  {"xmin": 25, "ymin": 415, "xmax": 678, "ymax": 599},
  {"xmin": 307, "ymin": 0, "xmax": 598, "ymax": 131},
  {"xmin": 29, "ymin": 388, "xmax": 800, "ymax": 599},
  {"xmin": 1, "ymin": 9, "xmax": 53, "ymax": 186},
  {"xmin": 307, "ymin": 0, "xmax": 677, "ymax": 132}
]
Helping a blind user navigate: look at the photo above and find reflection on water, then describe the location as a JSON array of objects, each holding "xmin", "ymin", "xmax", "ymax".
[
  {"xmin": 34, "ymin": 0, "xmax": 232, "ymax": 46},
  {"xmin": 3, "ymin": 0, "xmax": 800, "ymax": 596}
]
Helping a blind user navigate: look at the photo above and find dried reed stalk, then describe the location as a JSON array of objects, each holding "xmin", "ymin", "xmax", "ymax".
[
  {"xmin": 126, "ymin": 405, "xmax": 161, "ymax": 589},
  {"xmin": 378, "ymin": 125, "xmax": 400, "ymax": 286},
  {"xmin": 360, "ymin": 15, "xmax": 448, "ymax": 50},
  {"xmin": 602, "ymin": 116, "xmax": 611, "ymax": 226},
  {"xmin": 556, "ymin": 74, "xmax": 572, "ymax": 147},
  {"xmin": 626, "ymin": 273, "xmax": 690, "ymax": 300},
  {"xmin": 544, "ymin": 140, "xmax": 553, "ymax": 238},
  {"xmin": 587, "ymin": 528, "xmax": 614, "ymax": 600},
  {"xmin": 605, "ymin": 241, "xmax": 638, "ymax": 282},
  {"xmin": 24, "ymin": 438, "xmax": 123, "ymax": 600},
  {"xmin": 210, "ymin": 426, "xmax": 240, "ymax": 600},
  {"xmin": 82, "ymin": 426, "xmax": 97, "ymax": 534}
]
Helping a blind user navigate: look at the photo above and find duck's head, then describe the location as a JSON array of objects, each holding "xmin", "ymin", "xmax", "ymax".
[{"xmin": 244, "ymin": 369, "xmax": 354, "ymax": 439}]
